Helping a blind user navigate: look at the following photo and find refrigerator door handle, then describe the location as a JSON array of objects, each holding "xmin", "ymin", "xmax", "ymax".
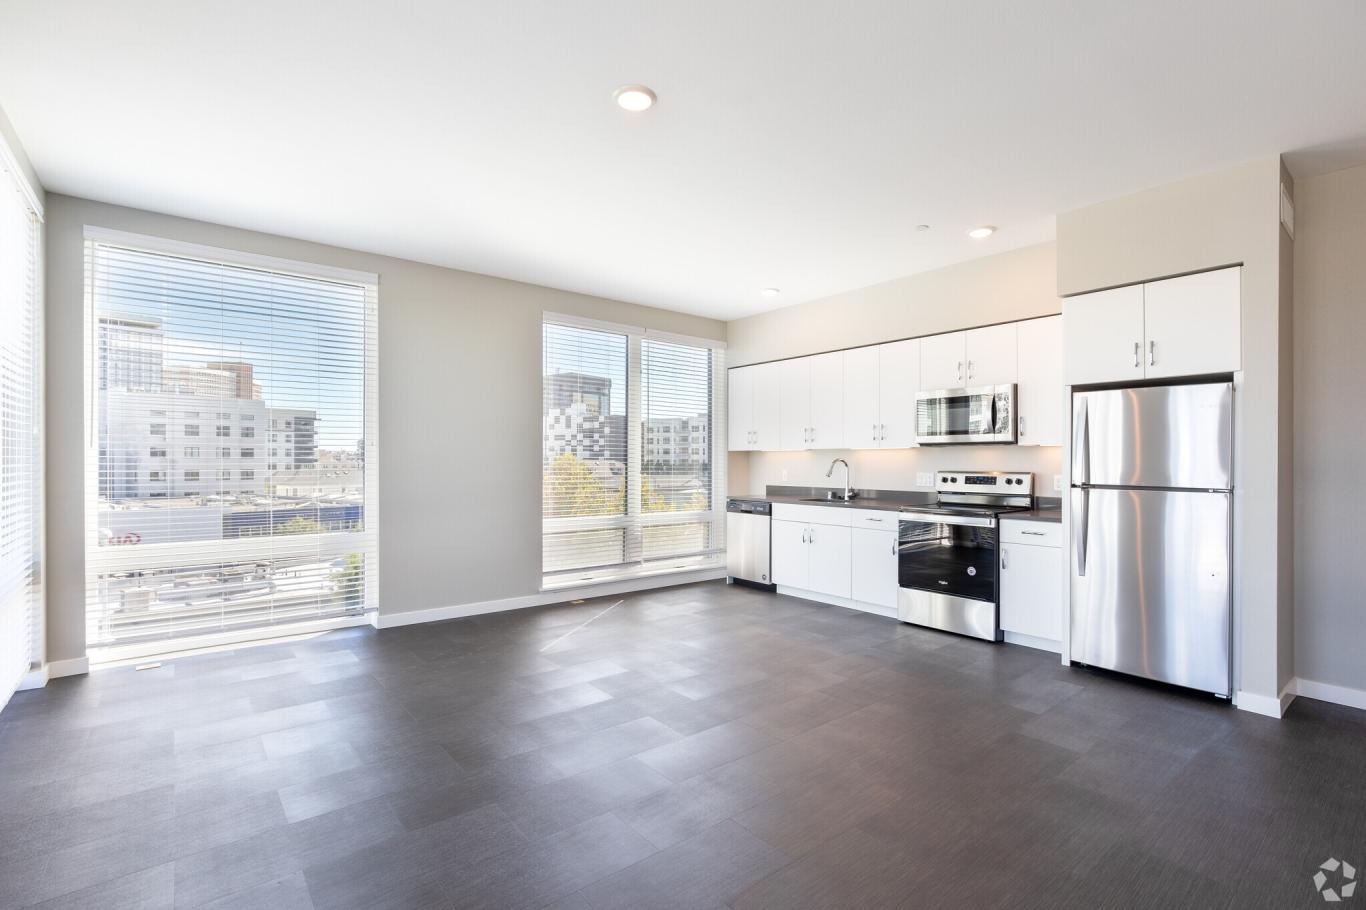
[
  {"xmin": 1072, "ymin": 397, "xmax": 1090, "ymax": 485},
  {"xmin": 1073, "ymin": 486, "xmax": 1089, "ymax": 577}
]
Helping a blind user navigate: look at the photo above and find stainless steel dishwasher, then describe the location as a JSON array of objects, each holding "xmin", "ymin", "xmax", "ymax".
[{"xmin": 725, "ymin": 498, "xmax": 773, "ymax": 589}]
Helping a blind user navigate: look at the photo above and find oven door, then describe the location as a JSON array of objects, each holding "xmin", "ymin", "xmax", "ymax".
[
  {"xmin": 916, "ymin": 384, "xmax": 1016, "ymax": 445},
  {"xmin": 898, "ymin": 512, "xmax": 1001, "ymax": 640}
]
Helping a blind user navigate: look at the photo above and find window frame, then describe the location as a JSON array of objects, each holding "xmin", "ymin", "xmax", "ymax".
[
  {"xmin": 541, "ymin": 312, "xmax": 726, "ymax": 590},
  {"xmin": 82, "ymin": 226, "xmax": 380, "ymax": 657}
]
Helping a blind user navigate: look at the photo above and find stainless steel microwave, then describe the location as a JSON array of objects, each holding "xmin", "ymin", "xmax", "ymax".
[{"xmin": 915, "ymin": 384, "xmax": 1016, "ymax": 445}]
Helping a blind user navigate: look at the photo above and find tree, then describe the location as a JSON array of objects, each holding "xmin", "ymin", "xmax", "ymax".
[
  {"xmin": 543, "ymin": 453, "xmax": 619, "ymax": 517},
  {"xmin": 278, "ymin": 516, "xmax": 323, "ymax": 535},
  {"xmin": 330, "ymin": 552, "xmax": 364, "ymax": 609}
]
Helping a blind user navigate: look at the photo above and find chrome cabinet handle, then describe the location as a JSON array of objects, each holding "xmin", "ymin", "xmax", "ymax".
[
  {"xmin": 1019, "ymin": 415, "xmax": 1026, "ymax": 438},
  {"xmin": 1001, "ymin": 548, "xmax": 1008, "ymax": 570},
  {"xmin": 801, "ymin": 528, "xmax": 807, "ymax": 544},
  {"xmin": 892, "ymin": 537, "xmax": 897, "ymax": 556},
  {"xmin": 957, "ymin": 361, "xmax": 964, "ymax": 381},
  {"xmin": 967, "ymin": 360, "xmax": 974, "ymax": 381},
  {"xmin": 808, "ymin": 528, "xmax": 814, "ymax": 544},
  {"xmin": 1149, "ymin": 340, "xmax": 1156, "ymax": 366},
  {"xmin": 1133, "ymin": 341, "xmax": 1140, "ymax": 368},
  {"xmin": 880, "ymin": 423, "xmax": 886, "ymax": 441}
]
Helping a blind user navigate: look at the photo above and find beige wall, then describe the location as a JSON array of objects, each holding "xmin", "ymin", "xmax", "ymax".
[
  {"xmin": 725, "ymin": 243, "xmax": 1063, "ymax": 496},
  {"xmin": 43, "ymin": 195, "xmax": 725, "ymax": 664},
  {"xmin": 727, "ymin": 242, "xmax": 1058, "ymax": 367},
  {"xmin": 1057, "ymin": 156, "xmax": 1292, "ymax": 702},
  {"xmin": 1292, "ymin": 162, "xmax": 1366, "ymax": 694}
]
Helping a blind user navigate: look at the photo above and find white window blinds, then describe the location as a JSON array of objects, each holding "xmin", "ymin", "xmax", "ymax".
[
  {"xmin": 0, "ymin": 152, "xmax": 42, "ymax": 709},
  {"xmin": 542, "ymin": 316, "xmax": 724, "ymax": 587},
  {"xmin": 85, "ymin": 233, "xmax": 378, "ymax": 652}
]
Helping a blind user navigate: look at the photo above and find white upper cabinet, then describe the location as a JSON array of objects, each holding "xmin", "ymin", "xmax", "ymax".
[
  {"xmin": 965, "ymin": 323, "xmax": 1018, "ymax": 387},
  {"xmin": 778, "ymin": 357, "xmax": 811, "ymax": 450},
  {"xmin": 1065, "ymin": 267, "xmax": 1241, "ymax": 386},
  {"xmin": 727, "ymin": 365, "xmax": 755, "ymax": 451},
  {"xmin": 807, "ymin": 351, "xmax": 845, "ymax": 449},
  {"xmin": 752, "ymin": 361, "xmax": 782, "ymax": 451},
  {"xmin": 920, "ymin": 331, "xmax": 966, "ymax": 390},
  {"xmin": 877, "ymin": 338, "xmax": 920, "ymax": 447},
  {"xmin": 727, "ymin": 361, "xmax": 782, "ymax": 450},
  {"xmin": 1143, "ymin": 267, "xmax": 1241, "ymax": 380},
  {"xmin": 1064, "ymin": 284, "xmax": 1146, "ymax": 385},
  {"xmin": 1016, "ymin": 316, "xmax": 1064, "ymax": 446},
  {"xmin": 842, "ymin": 346, "xmax": 880, "ymax": 450}
]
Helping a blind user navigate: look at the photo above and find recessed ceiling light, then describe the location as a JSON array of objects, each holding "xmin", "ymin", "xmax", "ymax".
[
  {"xmin": 915, "ymin": 224, "xmax": 931, "ymax": 232},
  {"xmin": 761, "ymin": 288, "xmax": 781, "ymax": 298},
  {"xmin": 967, "ymin": 225, "xmax": 997, "ymax": 239},
  {"xmin": 613, "ymin": 85, "xmax": 657, "ymax": 112}
]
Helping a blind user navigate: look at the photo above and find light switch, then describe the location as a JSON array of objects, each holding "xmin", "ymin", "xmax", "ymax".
[{"xmin": 1053, "ymin": 474, "xmax": 1063, "ymax": 492}]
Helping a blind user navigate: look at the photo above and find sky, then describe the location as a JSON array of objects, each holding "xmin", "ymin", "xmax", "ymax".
[{"xmin": 543, "ymin": 323, "xmax": 712, "ymax": 421}]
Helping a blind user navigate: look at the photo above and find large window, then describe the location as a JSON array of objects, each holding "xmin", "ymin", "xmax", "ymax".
[
  {"xmin": 0, "ymin": 147, "xmax": 42, "ymax": 709},
  {"xmin": 85, "ymin": 231, "xmax": 378, "ymax": 653},
  {"xmin": 542, "ymin": 315, "xmax": 724, "ymax": 587}
]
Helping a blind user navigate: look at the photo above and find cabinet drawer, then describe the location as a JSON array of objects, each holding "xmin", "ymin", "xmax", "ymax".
[
  {"xmin": 771, "ymin": 503, "xmax": 855, "ymax": 527},
  {"xmin": 1001, "ymin": 520, "xmax": 1062, "ymax": 547},
  {"xmin": 849, "ymin": 509, "xmax": 899, "ymax": 529}
]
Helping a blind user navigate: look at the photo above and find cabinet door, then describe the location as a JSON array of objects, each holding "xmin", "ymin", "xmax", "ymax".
[
  {"xmin": 778, "ymin": 358, "xmax": 811, "ymax": 450},
  {"xmin": 964, "ymin": 323, "xmax": 1018, "ymax": 386},
  {"xmin": 807, "ymin": 523, "xmax": 851, "ymax": 598},
  {"xmin": 1000, "ymin": 542, "xmax": 1063, "ymax": 642},
  {"xmin": 770, "ymin": 520, "xmax": 809, "ymax": 589},
  {"xmin": 1016, "ymin": 316, "xmax": 1064, "ymax": 446},
  {"xmin": 808, "ymin": 351, "xmax": 845, "ymax": 450},
  {"xmin": 851, "ymin": 528, "xmax": 898, "ymax": 609},
  {"xmin": 842, "ymin": 346, "xmax": 880, "ymax": 450},
  {"xmin": 919, "ymin": 331, "xmax": 966, "ymax": 390},
  {"xmin": 751, "ymin": 361, "xmax": 782, "ymax": 451},
  {"xmin": 1064, "ymin": 285, "xmax": 1145, "ymax": 385},
  {"xmin": 1143, "ymin": 267, "xmax": 1241, "ymax": 379},
  {"xmin": 878, "ymin": 338, "xmax": 920, "ymax": 448},
  {"xmin": 727, "ymin": 366, "xmax": 754, "ymax": 451}
]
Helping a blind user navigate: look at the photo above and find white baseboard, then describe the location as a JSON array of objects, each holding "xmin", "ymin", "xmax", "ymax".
[
  {"xmin": 375, "ymin": 568, "xmax": 726, "ymax": 630},
  {"xmin": 18, "ymin": 665, "xmax": 49, "ymax": 690},
  {"xmin": 1291, "ymin": 676, "xmax": 1366, "ymax": 712},
  {"xmin": 1236, "ymin": 681, "xmax": 1296, "ymax": 718},
  {"xmin": 1003, "ymin": 631, "xmax": 1062, "ymax": 654},
  {"xmin": 773, "ymin": 586, "xmax": 897, "ymax": 619}
]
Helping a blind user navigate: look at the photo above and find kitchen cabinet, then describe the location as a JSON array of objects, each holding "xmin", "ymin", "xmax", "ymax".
[
  {"xmin": 842, "ymin": 339, "xmax": 920, "ymax": 449},
  {"xmin": 1143, "ymin": 268, "xmax": 1241, "ymax": 380},
  {"xmin": 727, "ymin": 361, "xmax": 782, "ymax": 451},
  {"xmin": 808, "ymin": 351, "xmax": 844, "ymax": 449},
  {"xmin": 878, "ymin": 339, "xmax": 921, "ymax": 447},
  {"xmin": 778, "ymin": 358, "xmax": 811, "ymax": 450},
  {"xmin": 999, "ymin": 520, "xmax": 1062, "ymax": 647},
  {"xmin": 770, "ymin": 519, "xmax": 811, "ymax": 589},
  {"xmin": 842, "ymin": 346, "xmax": 880, "ymax": 450},
  {"xmin": 919, "ymin": 331, "xmax": 966, "ymax": 390},
  {"xmin": 851, "ymin": 527, "xmax": 898, "ymax": 609},
  {"xmin": 770, "ymin": 512, "xmax": 851, "ymax": 599},
  {"xmin": 965, "ymin": 323, "xmax": 1018, "ymax": 386},
  {"xmin": 1016, "ymin": 316, "xmax": 1064, "ymax": 446},
  {"xmin": 920, "ymin": 325, "xmax": 1017, "ymax": 390},
  {"xmin": 1064, "ymin": 267, "xmax": 1240, "ymax": 385}
]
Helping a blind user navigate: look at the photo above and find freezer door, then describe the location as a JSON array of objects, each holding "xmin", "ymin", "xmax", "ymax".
[
  {"xmin": 1070, "ymin": 487, "xmax": 1231, "ymax": 696},
  {"xmin": 1072, "ymin": 383, "xmax": 1233, "ymax": 490}
]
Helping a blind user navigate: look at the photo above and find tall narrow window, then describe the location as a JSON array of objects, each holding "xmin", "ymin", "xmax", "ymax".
[
  {"xmin": 85, "ymin": 232, "xmax": 378, "ymax": 653},
  {"xmin": 542, "ymin": 316, "xmax": 724, "ymax": 587},
  {"xmin": 0, "ymin": 149, "xmax": 42, "ymax": 709}
]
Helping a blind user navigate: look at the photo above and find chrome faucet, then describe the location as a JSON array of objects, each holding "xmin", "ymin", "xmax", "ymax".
[{"xmin": 825, "ymin": 458, "xmax": 856, "ymax": 502}]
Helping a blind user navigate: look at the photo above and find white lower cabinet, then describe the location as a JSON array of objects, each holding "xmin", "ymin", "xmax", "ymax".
[
  {"xmin": 999, "ymin": 520, "xmax": 1063, "ymax": 649},
  {"xmin": 851, "ymin": 528, "xmax": 898, "ymax": 609},
  {"xmin": 771, "ymin": 518, "xmax": 850, "ymax": 599},
  {"xmin": 771, "ymin": 519, "xmax": 811, "ymax": 590}
]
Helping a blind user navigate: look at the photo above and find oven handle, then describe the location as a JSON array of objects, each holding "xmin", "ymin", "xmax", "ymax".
[{"xmin": 899, "ymin": 511, "xmax": 994, "ymax": 529}]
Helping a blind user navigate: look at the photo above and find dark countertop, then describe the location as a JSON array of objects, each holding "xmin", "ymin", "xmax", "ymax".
[
  {"xmin": 729, "ymin": 486, "xmax": 933, "ymax": 512},
  {"xmin": 1002, "ymin": 508, "xmax": 1062, "ymax": 524}
]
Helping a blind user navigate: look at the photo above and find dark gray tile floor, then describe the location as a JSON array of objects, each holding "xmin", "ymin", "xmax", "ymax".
[{"xmin": 2, "ymin": 580, "xmax": 1363, "ymax": 909}]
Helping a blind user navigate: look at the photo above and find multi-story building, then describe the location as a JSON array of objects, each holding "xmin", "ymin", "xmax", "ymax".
[
  {"xmin": 643, "ymin": 414, "xmax": 711, "ymax": 469},
  {"xmin": 97, "ymin": 315, "xmax": 163, "ymax": 392},
  {"xmin": 268, "ymin": 408, "xmax": 318, "ymax": 472}
]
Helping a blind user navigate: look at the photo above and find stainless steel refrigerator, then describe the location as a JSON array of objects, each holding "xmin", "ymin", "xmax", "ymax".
[{"xmin": 1070, "ymin": 382, "xmax": 1233, "ymax": 696}]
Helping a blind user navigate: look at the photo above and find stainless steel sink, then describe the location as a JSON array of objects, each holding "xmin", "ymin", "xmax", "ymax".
[{"xmin": 800, "ymin": 497, "xmax": 856, "ymax": 504}]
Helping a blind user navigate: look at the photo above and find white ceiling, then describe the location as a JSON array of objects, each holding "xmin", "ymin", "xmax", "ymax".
[{"xmin": 3, "ymin": 1, "xmax": 1365, "ymax": 320}]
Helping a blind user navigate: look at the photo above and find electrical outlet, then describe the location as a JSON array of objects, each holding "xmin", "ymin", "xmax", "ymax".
[
  {"xmin": 781, "ymin": 469, "xmax": 789, "ymax": 482},
  {"xmin": 1053, "ymin": 474, "xmax": 1063, "ymax": 492},
  {"xmin": 915, "ymin": 472, "xmax": 933, "ymax": 487}
]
